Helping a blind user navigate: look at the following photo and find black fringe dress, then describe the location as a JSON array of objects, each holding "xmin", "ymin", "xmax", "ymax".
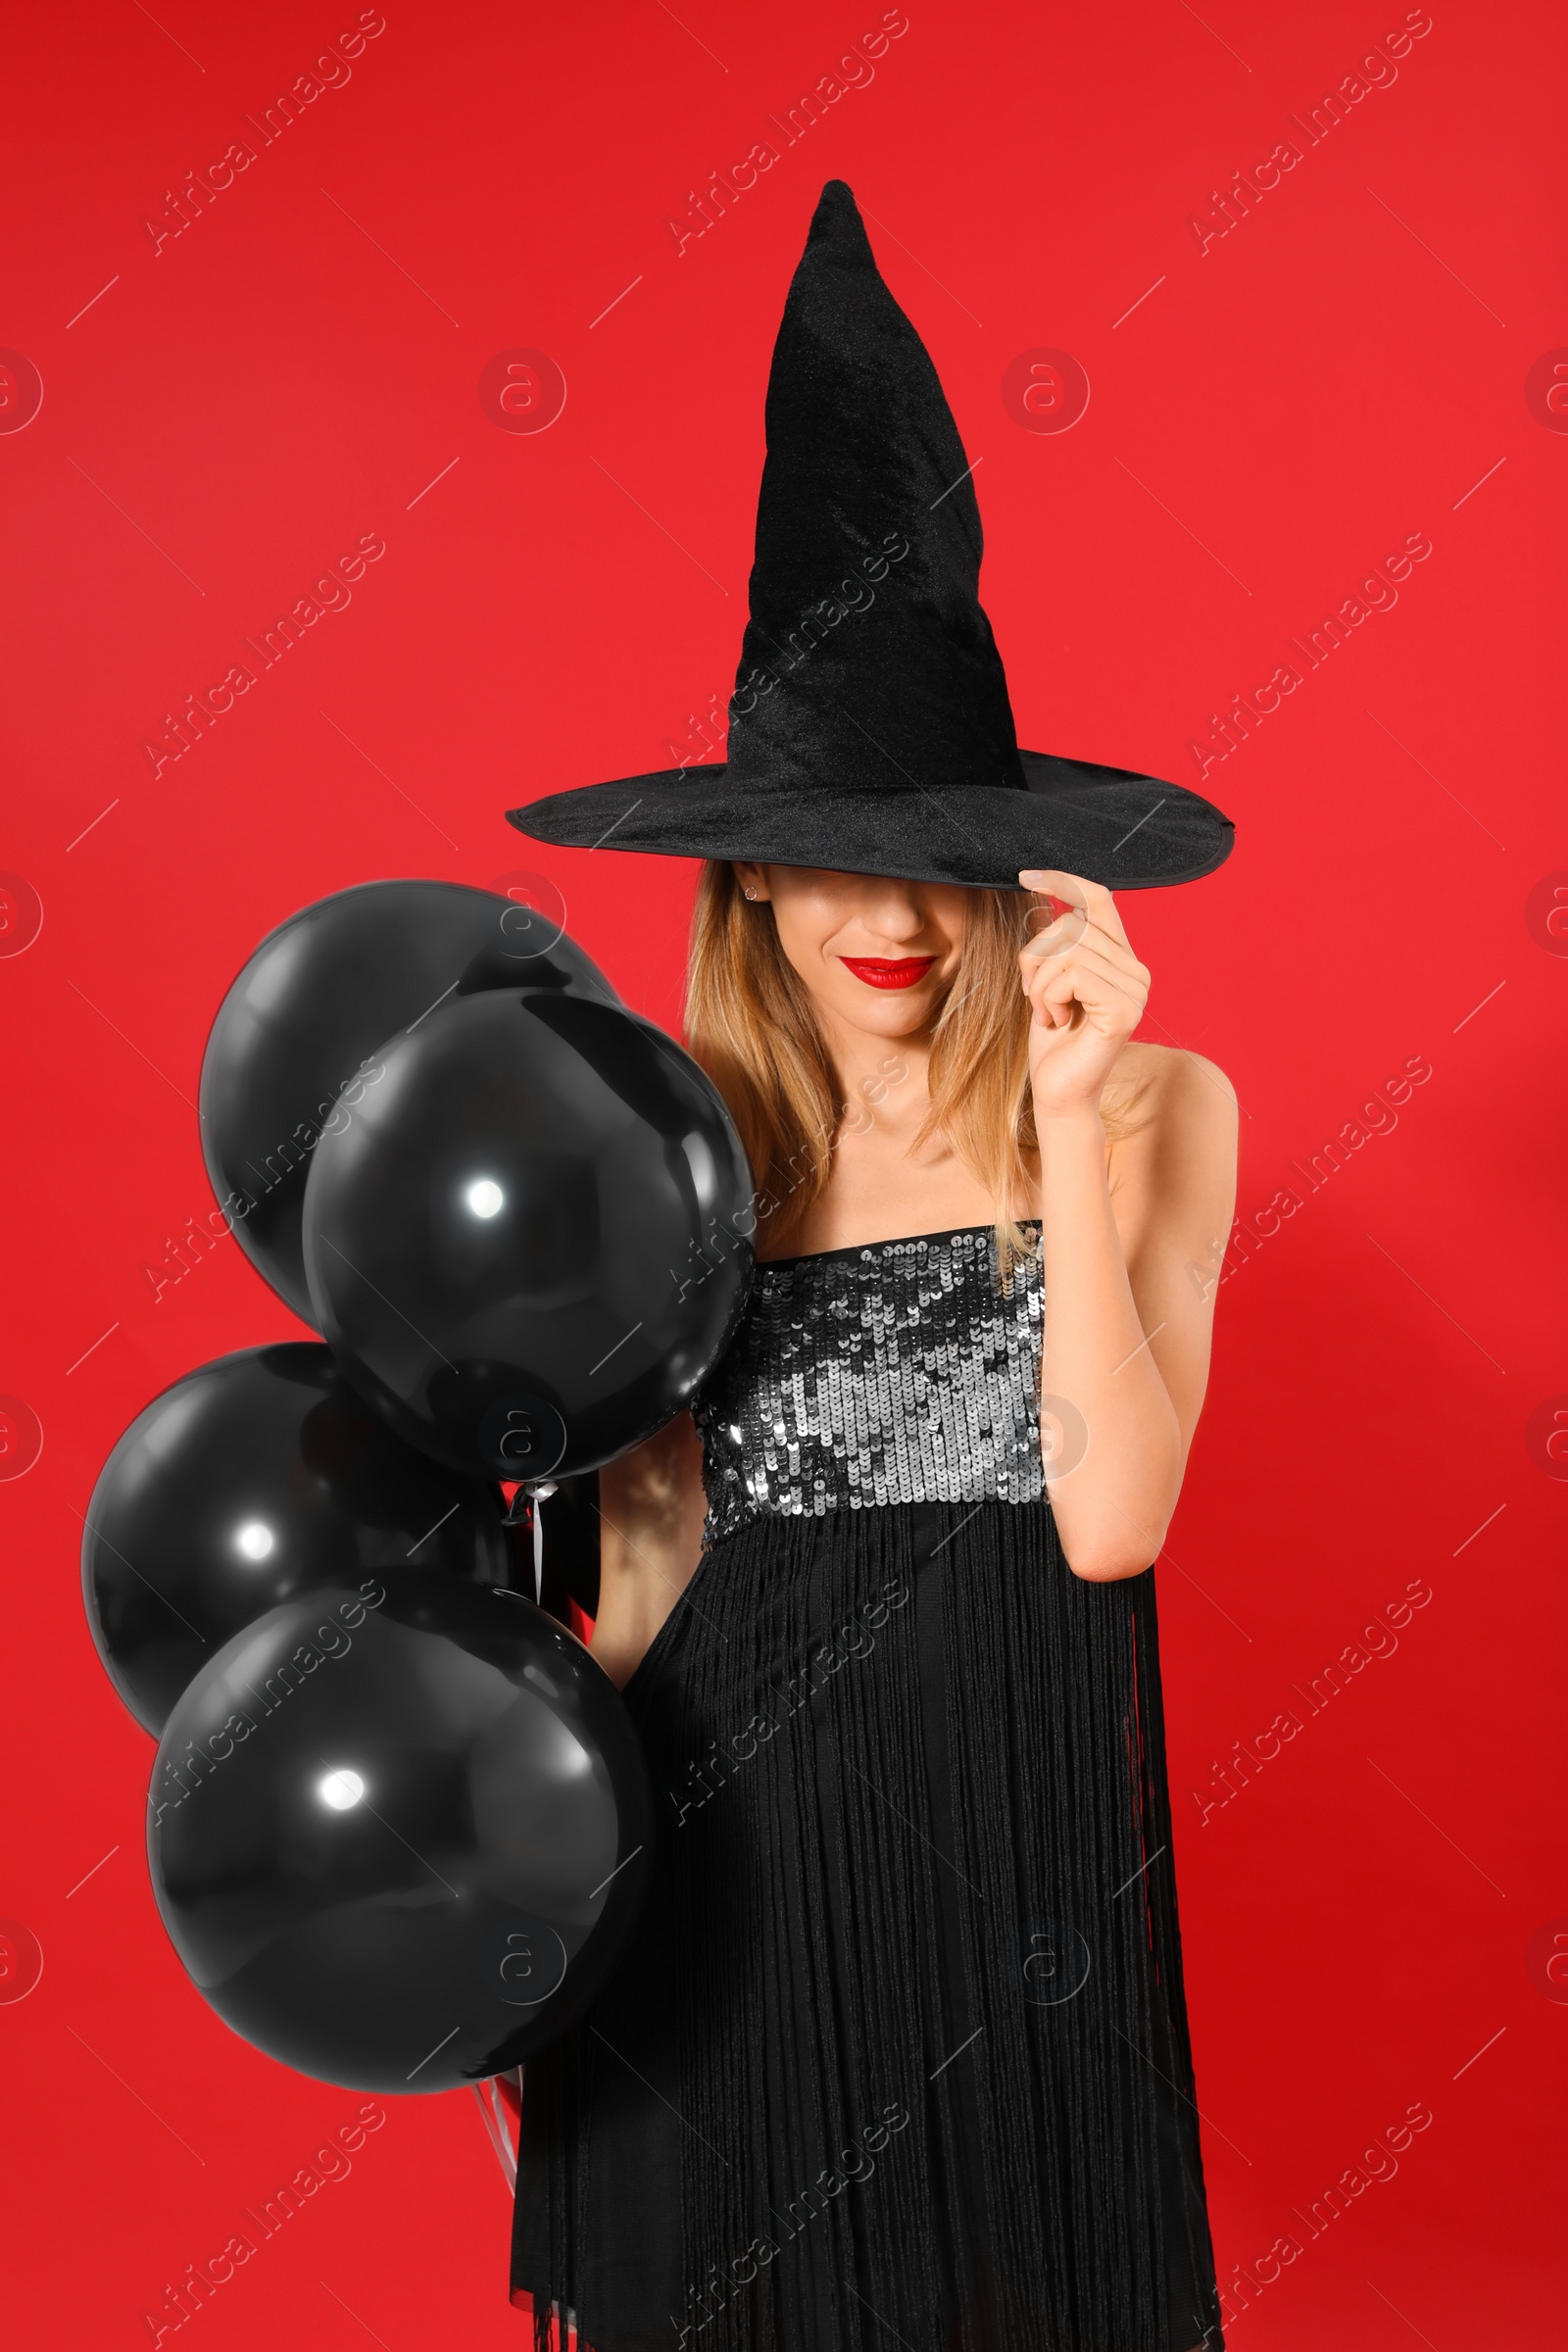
[{"xmin": 512, "ymin": 1224, "xmax": 1225, "ymax": 2352}]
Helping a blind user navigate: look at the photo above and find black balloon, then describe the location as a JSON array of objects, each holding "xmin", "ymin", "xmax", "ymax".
[
  {"xmin": 149, "ymin": 1573, "xmax": 653, "ymax": 2092},
  {"xmin": 302, "ymin": 989, "xmax": 755, "ymax": 1479},
  {"xmin": 200, "ymin": 880, "xmax": 618, "ymax": 1326},
  {"xmin": 83, "ymin": 1344, "xmax": 515, "ymax": 1735}
]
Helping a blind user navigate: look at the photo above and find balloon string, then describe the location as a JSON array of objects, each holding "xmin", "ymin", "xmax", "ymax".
[{"xmin": 472, "ymin": 2071, "xmax": 520, "ymax": 2190}]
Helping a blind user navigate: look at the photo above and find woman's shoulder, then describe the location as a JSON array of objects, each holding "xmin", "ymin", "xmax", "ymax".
[
  {"xmin": 1102, "ymin": 1040, "xmax": 1238, "ymax": 1147},
  {"xmin": 1112, "ymin": 1037, "xmax": 1236, "ymax": 1098}
]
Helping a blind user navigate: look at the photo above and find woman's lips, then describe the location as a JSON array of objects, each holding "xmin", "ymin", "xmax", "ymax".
[{"xmin": 840, "ymin": 956, "xmax": 939, "ymax": 991}]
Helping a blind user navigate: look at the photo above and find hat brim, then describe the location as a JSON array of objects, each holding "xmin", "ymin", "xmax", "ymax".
[{"xmin": 506, "ymin": 751, "xmax": 1234, "ymax": 892}]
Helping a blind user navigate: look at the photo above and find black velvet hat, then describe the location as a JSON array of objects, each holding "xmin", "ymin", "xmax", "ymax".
[{"xmin": 507, "ymin": 181, "xmax": 1234, "ymax": 893}]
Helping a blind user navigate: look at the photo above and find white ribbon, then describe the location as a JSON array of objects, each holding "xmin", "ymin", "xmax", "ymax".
[{"xmin": 527, "ymin": 1481, "xmax": 558, "ymax": 1605}]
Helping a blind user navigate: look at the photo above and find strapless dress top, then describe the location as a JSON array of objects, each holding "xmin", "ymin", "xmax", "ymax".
[{"xmin": 693, "ymin": 1221, "xmax": 1045, "ymax": 1544}]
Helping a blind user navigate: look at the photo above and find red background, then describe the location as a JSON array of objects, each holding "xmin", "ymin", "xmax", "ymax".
[{"xmin": 1, "ymin": 1, "xmax": 1562, "ymax": 2343}]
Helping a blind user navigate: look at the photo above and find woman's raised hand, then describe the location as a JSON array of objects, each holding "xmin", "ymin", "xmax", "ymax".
[{"xmin": 1017, "ymin": 870, "xmax": 1151, "ymax": 1123}]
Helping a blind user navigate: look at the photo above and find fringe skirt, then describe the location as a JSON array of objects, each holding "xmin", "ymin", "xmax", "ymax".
[{"xmin": 511, "ymin": 1498, "xmax": 1224, "ymax": 2352}]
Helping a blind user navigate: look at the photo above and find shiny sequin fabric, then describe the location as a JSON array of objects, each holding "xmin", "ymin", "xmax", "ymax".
[{"xmin": 694, "ymin": 1221, "xmax": 1044, "ymax": 1544}]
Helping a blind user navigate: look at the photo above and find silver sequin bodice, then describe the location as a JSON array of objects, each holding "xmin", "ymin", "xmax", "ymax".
[{"xmin": 694, "ymin": 1223, "xmax": 1045, "ymax": 1544}]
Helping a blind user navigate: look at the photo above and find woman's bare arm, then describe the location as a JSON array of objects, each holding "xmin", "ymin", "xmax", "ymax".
[
  {"xmin": 1015, "ymin": 867, "xmax": 1238, "ymax": 1584},
  {"xmin": 1037, "ymin": 1047, "xmax": 1237, "ymax": 1580},
  {"xmin": 1107, "ymin": 1047, "xmax": 1239, "ymax": 1481},
  {"xmin": 587, "ymin": 1412, "xmax": 708, "ymax": 1689}
]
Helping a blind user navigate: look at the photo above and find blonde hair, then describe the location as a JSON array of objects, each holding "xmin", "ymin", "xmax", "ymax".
[{"xmin": 683, "ymin": 860, "xmax": 1141, "ymax": 1268}]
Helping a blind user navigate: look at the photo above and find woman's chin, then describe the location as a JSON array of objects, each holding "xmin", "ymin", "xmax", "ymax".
[{"xmin": 828, "ymin": 986, "xmax": 939, "ymax": 1035}]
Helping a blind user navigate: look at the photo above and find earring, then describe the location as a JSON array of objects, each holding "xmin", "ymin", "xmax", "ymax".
[{"xmin": 744, "ymin": 887, "xmax": 758, "ymax": 902}]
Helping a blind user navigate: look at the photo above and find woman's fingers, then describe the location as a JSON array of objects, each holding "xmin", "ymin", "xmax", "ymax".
[
  {"xmin": 1015, "ymin": 868, "xmax": 1150, "ymax": 1035},
  {"xmin": 1018, "ymin": 868, "xmax": 1134, "ymax": 955},
  {"xmin": 1021, "ymin": 942, "xmax": 1150, "ymax": 1027},
  {"xmin": 1021, "ymin": 922, "xmax": 1149, "ymax": 992}
]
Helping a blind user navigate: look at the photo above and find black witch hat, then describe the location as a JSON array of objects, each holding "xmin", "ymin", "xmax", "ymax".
[{"xmin": 507, "ymin": 181, "xmax": 1233, "ymax": 892}]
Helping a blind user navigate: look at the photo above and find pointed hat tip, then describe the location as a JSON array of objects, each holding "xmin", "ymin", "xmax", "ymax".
[{"xmin": 807, "ymin": 177, "xmax": 875, "ymax": 264}]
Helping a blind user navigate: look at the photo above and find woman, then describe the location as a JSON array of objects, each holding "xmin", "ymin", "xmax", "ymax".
[{"xmin": 507, "ymin": 183, "xmax": 1238, "ymax": 2352}]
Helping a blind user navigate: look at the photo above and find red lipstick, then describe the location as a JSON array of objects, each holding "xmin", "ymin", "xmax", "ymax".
[{"xmin": 840, "ymin": 956, "xmax": 938, "ymax": 991}]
